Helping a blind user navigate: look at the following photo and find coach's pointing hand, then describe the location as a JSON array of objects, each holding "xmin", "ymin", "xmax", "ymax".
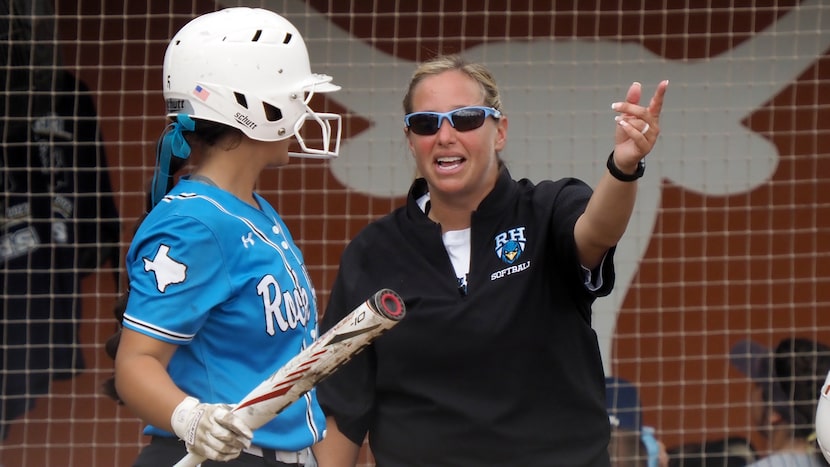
[{"xmin": 171, "ymin": 396, "xmax": 254, "ymax": 462}]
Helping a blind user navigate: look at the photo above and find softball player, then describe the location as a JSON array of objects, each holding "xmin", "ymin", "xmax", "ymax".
[{"xmin": 111, "ymin": 8, "xmax": 340, "ymax": 466}]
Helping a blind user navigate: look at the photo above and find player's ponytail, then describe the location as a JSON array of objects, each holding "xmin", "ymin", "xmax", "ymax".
[{"xmin": 150, "ymin": 114, "xmax": 195, "ymax": 206}]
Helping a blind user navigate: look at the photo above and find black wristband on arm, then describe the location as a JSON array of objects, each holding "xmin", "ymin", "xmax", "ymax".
[{"xmin": 606, "ymin": 151, "xmax": 645, "ymax": 182}]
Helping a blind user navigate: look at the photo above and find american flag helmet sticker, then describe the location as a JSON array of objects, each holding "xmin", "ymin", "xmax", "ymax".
[{"xmin": 192, "ymin": 85, "xmax": 210, "ymax": 101}]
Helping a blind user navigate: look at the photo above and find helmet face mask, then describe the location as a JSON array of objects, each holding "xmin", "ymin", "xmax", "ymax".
[
  {"xmin": 289, "ymin": 92, "xmax": 342, "ymax": 159},
  {"xmin": 162, "ymin": 7, "xmax": 341, "ymax": 158}
]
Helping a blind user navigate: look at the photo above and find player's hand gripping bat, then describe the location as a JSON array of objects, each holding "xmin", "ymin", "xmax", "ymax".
[{"xmin": 172, "ymin": 288, "xmax": 405, "ymax": 467}]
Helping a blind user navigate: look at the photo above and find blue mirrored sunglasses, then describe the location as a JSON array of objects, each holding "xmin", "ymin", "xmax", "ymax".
[{"xmin": 404, "ymin": 106, "xmax": 502, "ymax": 136}]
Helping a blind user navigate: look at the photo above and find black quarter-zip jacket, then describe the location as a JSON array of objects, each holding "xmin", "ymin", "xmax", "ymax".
[{"xmin": 318, "ymin": 167, "xmax": 616, "ymax": 467}]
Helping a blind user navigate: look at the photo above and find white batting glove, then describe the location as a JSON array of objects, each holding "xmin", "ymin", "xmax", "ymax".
[{"xmin": 171, "ymin": 396, "xmax": 253, "ymax": 462}]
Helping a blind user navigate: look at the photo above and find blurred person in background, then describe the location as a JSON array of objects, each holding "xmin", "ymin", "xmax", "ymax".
[
  {"xmin": 730, "ymin": 337, "xmax": 830, "ymax": 467},
  {"xmin": 666, "ymin": 437, "xmax": 756, "ymax": 467},
  {"xmin": 606, "ymin": 376, "xmax": 668, "ymax": 467}
]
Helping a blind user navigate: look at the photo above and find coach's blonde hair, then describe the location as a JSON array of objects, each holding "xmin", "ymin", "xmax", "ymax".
[{"xmin": 402, "ymin": 54, "xmax": 504, "ymax": 115}]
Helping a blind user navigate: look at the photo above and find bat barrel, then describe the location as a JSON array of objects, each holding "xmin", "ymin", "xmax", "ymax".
[{"xmin": 372, "ymin": 288, "xmax": 405, "ymax": 321}]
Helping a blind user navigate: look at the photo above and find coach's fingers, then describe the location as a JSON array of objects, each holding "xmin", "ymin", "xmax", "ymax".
[
  {"xmin": 647, "ymin": 80, "xmax": 669, "ymax": 119},
  {"xmin": 624, "ymin": 81, "xmax": 642, "ymax": 107}
]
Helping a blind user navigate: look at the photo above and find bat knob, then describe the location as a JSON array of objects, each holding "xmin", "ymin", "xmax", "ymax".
[{"xmin": 374, "ymin": 289, "xmax": 406, "ymax": 321}]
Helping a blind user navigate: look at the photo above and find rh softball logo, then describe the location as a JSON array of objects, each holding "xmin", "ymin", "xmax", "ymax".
[{"xmin": 494, "ymin": 227, "xmax": 526, "ymax": 265}]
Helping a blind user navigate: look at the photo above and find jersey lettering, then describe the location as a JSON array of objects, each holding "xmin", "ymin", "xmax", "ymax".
[
  {"xmin": 52, "ymin": 221, "xmax": 68, "ymax": 244},
  {"xmin": 258, "ymin": 274, "xmax": 311, "ymax": 335},
  {"xmin": 0, "ymin": 226, "xmax": 40, "ymax": 261},
  {"xmin": 490, "ymin": 260, "xmax": 532, "ymax": 281}
]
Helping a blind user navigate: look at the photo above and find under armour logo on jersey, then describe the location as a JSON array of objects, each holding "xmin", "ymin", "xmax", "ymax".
[
  {"xmin": 241, "ymin": 232, "xmax": 255, "ymax": 248},
  {"xmin": 143, "ymin": 244, "xmax": 187, "ymax": 292},
  {"xmin": 494, "ymin": 227, "xmax": 527, "ymax": 264}
]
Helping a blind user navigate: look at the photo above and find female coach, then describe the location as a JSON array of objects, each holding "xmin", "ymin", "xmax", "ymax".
[{"xmin": 312, "ymin": 54, "xmax": 668, "ymax": 466}]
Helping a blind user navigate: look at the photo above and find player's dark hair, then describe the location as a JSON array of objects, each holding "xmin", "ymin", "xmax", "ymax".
[
  {"xmin": 102, "ymin": 117, "xmax": 244, "ymax": 404},
  {"xmin": 148, "ymin": 118, "xmax": 243, "ymax": 207},
  {"xmin": 187, "ymin": 118, "xmax": 244, "ymax": 149}
]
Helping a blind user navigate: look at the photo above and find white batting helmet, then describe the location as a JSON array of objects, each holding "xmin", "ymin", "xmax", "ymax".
[{"xmin": 162, "ymin": 7, "xmax": 341, "ymax": 158}]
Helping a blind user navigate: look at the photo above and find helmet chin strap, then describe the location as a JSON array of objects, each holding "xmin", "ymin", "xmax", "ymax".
[{"xmin": 151, "ymin": 114, "xmax": 195, "ymax": 207}]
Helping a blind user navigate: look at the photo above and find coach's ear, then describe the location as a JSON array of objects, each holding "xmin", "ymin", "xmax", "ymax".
[{"xmin": 494, "ymin": 114, "xmax": 508, "ymax": 152}]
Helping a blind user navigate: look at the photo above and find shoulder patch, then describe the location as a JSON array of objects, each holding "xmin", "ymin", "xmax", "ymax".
[{"xmin": 143, "ymin": 244, "xmax": 188, "ymax": 292}]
